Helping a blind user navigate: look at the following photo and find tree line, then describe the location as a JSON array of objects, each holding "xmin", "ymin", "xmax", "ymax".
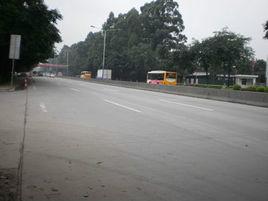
[
  {"xmin": 0, "ymin": 0, "xmax": 267, "ymax": 84},
  {"xmin": 54, "ymin": 0, "xmax": 267, "ymax": 84}
]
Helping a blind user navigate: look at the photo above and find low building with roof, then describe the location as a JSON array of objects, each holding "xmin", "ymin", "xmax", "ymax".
[
  {"xmin": 185, "ymin": 72, "xmax": 210, "ymax": 85},
  {"xmin": 234, "ymin": 74, "xmax": 258, "ymax": 88},
  {"xmin": 185, "ymin": 72, "xmax": 258, "ymax": 87}
]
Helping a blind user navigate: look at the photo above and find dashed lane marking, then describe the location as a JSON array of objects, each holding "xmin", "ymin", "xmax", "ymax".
[
  {"xmin": 159, "ymin": 99, "xmax": 214, "ymax": 112},
  {"xmin": 104, "ymin": 99, "xmax": 142, "ymax": 113},
  {"xmin": 70, "ymin": 88, "xmax": 81, "ymax": 92},
  {"xmin": 40, "ymin": 103, "xmax": 48, "ymax": 113}
]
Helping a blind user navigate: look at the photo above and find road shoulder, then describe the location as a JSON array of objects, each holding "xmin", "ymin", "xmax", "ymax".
[{"xmin": 0, "ymin": 90, "xmax": 26, "ymax": 200}]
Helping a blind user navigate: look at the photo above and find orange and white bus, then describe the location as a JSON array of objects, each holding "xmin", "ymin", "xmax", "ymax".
[{"xmin": 147, "ymin": 71, "xmax": 177, "ymax": 86}]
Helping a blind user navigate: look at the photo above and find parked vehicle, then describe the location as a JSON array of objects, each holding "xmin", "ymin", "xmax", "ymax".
[{"xmin": 37, "ymin": 72, "xmax": 43, "ymax": 76}]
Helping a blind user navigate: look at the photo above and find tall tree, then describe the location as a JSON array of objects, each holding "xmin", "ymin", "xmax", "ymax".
[
  {"xmin": 140, "ymin": 0, "xmax": 186, "ymax": 64},
  {"xmin": 212, "ymin": 29, "xmax": 254, "ymax": 86},
  {"xmin": 173, "ymin": 44, "xmax": 195, "ymax": 82},
  {"xmin": 0, "ymin": 0, "xmax": 62, "ymax": 82},
  {"xmin": 86, "ymin": 32, "xmax": 105, "ymax": 77},
  {"xmin": 191, "ymin": 29, "xmax": 254, "ymax": 86},
  {"xmin": 253, "ymin": 59, "xmax": 267, "ymax": 83},
  {"xmin": 190, "ymin": 39, "xmax": 214, "ymax": 84}
]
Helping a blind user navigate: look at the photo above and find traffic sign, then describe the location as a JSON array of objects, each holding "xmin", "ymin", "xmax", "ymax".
[{"xmin": 9, "ymin": 35, "xmax": 21, "ymax": 60}]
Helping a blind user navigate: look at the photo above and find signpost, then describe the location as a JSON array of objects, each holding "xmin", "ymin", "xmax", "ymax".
[
  {"xmin": 9, "ymin": 34, "xmax": 21, "ymax": 87},
  {"xmin": 266, "ymin": 56, "xmax": 268, "ymax": 87}
]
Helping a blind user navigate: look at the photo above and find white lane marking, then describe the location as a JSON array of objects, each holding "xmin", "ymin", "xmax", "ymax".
[
  {"xmin": 104, "ymin": 99, "xmax": 142, "ymax": 113},
  {"xmin": 79, "ymin": 83, "xmax": 88, "ymax": 86},
  {"xmin": 159, "ymin": 99, "xmax": 214, "ymax": 112},
  {"xmin": 70, "ymin": 88, "xmax": 81, "ymax": 92},
  {"xmin": 40, "ymin": 103, "xmax": 48, "ymax": 113},
  {"xmin": 102, "ymin": 88, "xmax": 119, "ymax": 92}
]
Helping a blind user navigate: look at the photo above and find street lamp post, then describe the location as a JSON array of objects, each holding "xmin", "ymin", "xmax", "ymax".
[
  {"xmin": 102, "ymin": 30, "xmax": 107, "ymax": 79},
  {"xmin": 90, "ymin": 25, "xmax": 106, "ymax": 79},
  {"xmin": 90, "ymin": 25, "xmax": 119, "ymax": 79}
]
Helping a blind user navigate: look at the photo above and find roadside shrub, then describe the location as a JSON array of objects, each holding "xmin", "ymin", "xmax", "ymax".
[
  {"xmin": 192, "ymin": 84, "xmax": 223, "ymax": 89},
  {"xmin": 243, "ymin": 86, "xmax": 257, "ymax": 92},
  {"xmin": 191, "ymin": 84, "xmax": 205, "ymax": 88},
  {"xmin": 264, "ymin": 87, "xmax": 268, "ymax": 93},
  {"xmin": 256, "ymin": 86, "xmax": 265, "ymax": 92},
  {"xmin": 207, "ymin": 85, "xmax": 224, "ymax": 89},
  {"xmin": 233, "ymin": 84, "xmax": 241, "ymax": 90}
]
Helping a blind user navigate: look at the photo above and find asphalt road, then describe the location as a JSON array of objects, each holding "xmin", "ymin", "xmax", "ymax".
[{"xmin": 19, "ymin": 77, "xmax": 268, "ymax": 201}]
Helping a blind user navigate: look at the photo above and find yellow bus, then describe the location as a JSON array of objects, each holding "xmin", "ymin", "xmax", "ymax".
[
  {"xmin": 80, "ymin": 71, "xmax": 91, "ymax": 80},
  {"xmin": 147, "ymin": 71, "xmax": 177, "ymax": 86}
]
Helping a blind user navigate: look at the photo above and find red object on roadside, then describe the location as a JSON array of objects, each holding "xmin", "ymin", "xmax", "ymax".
[{"xmin": 24, "ymin": 78, "xmax": 27, "ymax": 89}]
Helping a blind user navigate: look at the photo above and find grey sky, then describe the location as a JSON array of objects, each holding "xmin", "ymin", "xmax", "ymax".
[{"xmin": 45, "ymin": 0, "xmax": 268, "ymax": 59}]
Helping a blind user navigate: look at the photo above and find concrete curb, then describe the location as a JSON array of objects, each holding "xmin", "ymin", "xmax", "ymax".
[
  {"xmin": 63, "ymin": 77, "xmax": 268, "ymax": 108},
  {"xmin": 0, "ymin": 87, "xmax": 15, "ymax": 92}
]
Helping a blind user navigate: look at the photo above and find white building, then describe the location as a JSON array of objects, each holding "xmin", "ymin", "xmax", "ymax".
[
  {"xmin": 235, "ymin": 75, "xmax": 258, "ymax": 88},
  {"xmin": 185, "ymin": 72, "xmax": 258, "ymax": 87}
]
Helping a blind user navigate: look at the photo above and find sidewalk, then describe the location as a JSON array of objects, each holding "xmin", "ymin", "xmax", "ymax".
[
  {"xmin": 0, "ymin": 84, "xmax": 15, "ymax": 92},
  {"xmin": 0, "ymin": 90, "xmax": 26, "ymax": 200}
]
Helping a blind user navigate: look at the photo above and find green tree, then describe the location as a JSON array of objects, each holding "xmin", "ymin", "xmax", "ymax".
[
  {"xmin": 56, "ymin": 45, "xmax": 69, "ymax": 66},
  {"xmin": 190, "ymin": 39, "xmax": 214, "ymax": 84},
  {"xmin": 140, "ymin": 0, "xmax": 186, "ymax": 64},
  {"xmin": 190, "ymin": 29, "xmax": 254, "ymax": 86},
  {"xmin": 0, "ymin": 0, "xmax": 62, "ymax": 83},
  {"xmin": 212, "ymin": 29, "xmax": 254, "ymax": 86},
  {"xmin": 127, "ymin": 43, "xmax": 158, "ymax": 81},
  {"xmin": 173, "ymin": 44, "xmax": 195, "ymax": 82},
  {"xmin": 253, "ymin": 59, "xmax": 267, "ymax": 83},
  {"xmin": 85, "ymin": 32, "xmax": 104, "ymax": 77}
]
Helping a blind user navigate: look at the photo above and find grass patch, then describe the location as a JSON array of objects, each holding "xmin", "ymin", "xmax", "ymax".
[
  {"xmin": 240, "ymin": 86, "xmax": 268, "ymax": 93},
  {"xmin": 188, "ymin": 84, "xmax": 268, "ymax": 93},
  {"xmin": 191, "ymin": 84, "xmax": 224, "ymax": 89}
]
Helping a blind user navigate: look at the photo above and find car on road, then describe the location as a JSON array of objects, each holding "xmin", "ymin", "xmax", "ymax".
[
  {"xmin": 37, "ymin": 72, "xmax": 43, "ymax": 77},
  {"xmin": 49, "ymin": 73, "xmax": 56, "ymax": 78},
  {"xmin": 44, "ymin": 72, "xmax": 56, "ymax": 78}
]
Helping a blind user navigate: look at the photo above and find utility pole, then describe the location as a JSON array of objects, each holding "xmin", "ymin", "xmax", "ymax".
[
  {"xmin": 91, "ymin": 25, "xmax": 119, "ymax": 79},
  {"xmin": 102, "ymin": 30, "xmax": 107, "ymax": 79}
]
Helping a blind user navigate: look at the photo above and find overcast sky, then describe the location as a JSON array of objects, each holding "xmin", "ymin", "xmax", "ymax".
[{"xmin": 44, "ymin": 0, "xmax": 268, "ymax": 60}]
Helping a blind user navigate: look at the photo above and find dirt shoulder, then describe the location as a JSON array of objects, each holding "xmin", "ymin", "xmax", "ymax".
[
  {"xmin": 0, "ymin": 168, "xmax": 17, "ymax": 201},
  {"xmin": 0, "ymin": 90, "xmax": 26, "ymax": 200}
]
